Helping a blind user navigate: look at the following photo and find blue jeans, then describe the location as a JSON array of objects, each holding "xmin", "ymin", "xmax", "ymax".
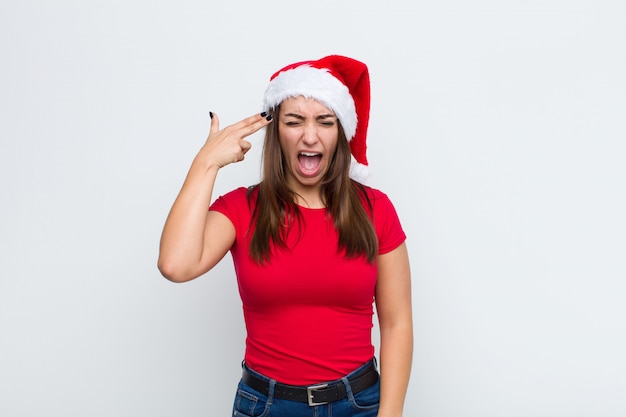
[{"xmin": 232, "ymin": 359, "xmax": 380, "ymax": 417}]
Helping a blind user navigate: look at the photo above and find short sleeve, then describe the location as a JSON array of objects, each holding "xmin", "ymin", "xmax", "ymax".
[
  {"xmin": 209, "ymin": 187, "xmax": 250, "ymax": 235},
  {"xmin": 370, "ymin": 189, "xmax": 406, "ymax": 255}
]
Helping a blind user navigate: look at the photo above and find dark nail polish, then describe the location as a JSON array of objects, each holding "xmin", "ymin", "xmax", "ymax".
[
  {"xmin": 209, "ymin": 111, "xmax": 214, "ymax": 119},
  {"xmin": 260, "ymin": 112, "xmax": 267, "ymax": 117},
  {"xmin": 266, "ymin": 114, "xmax": 273, "ymax": 121}
]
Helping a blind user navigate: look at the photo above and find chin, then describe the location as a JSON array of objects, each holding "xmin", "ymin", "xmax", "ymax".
[{"xmin": 297, "ymin": 177, "xmax": 322, "ymax": 187}]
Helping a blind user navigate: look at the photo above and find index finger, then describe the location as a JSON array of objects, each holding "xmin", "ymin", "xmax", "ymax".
[{"xmin": 230, "ymin": 112, "xmax": 273, "ymax": 139}]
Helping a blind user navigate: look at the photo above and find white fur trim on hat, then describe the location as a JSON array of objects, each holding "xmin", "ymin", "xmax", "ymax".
[
  {"xmin": 350, "ymin": 155, "xmax": 371, "ymax": 184},
  {"xmin": 262, "ymin": 65, "xmax": 358, "ymax": 141}
]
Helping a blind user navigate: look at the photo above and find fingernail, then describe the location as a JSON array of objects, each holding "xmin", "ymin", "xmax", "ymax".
[
  {"xmin": 209, "ymin": 111, "xmax": 214, "ymax": 119},
  {"xmin": 260, "ymin": 112, "xmax": 267, "ymax": 117},
  {"xmin": 266, "ymin": 114, "xmax": 273, "ymax": 121}
]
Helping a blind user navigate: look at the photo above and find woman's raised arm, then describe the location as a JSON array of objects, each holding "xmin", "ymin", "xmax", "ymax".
[{"xmin": 158, "ymin": 112, "xmax": 272, "ymax": 282}]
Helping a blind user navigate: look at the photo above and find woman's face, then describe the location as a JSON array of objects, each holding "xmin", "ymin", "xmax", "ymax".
[{"xmin": 277, "ymin": 96, "xmax": 339, "ymax": 192}]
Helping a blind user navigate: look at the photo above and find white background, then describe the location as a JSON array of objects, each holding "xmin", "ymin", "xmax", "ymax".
[{"xmin": 1, "ymin": 1, "xmax": 625, "ymax": 416}]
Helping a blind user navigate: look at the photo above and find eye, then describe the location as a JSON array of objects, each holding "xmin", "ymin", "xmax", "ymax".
[
  {"xmin": 318, "ymin": 118, "xmax": 337, "ymax": 126},
  {"xmin": 284, "ymin": 120, "xmax": 301, "ymax": 126}
]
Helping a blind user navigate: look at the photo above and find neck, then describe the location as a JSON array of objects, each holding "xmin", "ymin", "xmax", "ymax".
[{"xmin": 292, "ymin": 187, "xmax": 325, "ymax": 208}]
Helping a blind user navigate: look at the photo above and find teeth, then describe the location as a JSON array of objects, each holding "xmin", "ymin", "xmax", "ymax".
[{"xmin": 300, "ymin": 152, "xmax": 320, "ymax": 157}]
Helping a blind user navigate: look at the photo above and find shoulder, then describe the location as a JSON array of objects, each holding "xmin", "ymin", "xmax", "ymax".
[
  {"xmin": 356, "ymin": 184, "xmax": 396, "ymax": 209},
  {"xmin": 357, "ymin": 183, "xmax": 406, "ymax": 252},
  {"xmin": 209, "ymin": 186, "xmax": 258, "ymax": 232},
  {"xmin": 220, "ymin": 186, "xmax": 249, "ymax": 199},
  {"xmin": 216, "ymin": 186, "xmax": 257, "ymax": 203},
  {"xmin": 210, "ymin": 186, "xmax": 258, "ymax": 213}
]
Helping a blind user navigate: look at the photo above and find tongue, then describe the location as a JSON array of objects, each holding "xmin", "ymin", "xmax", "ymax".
[{"xmin": 298, "ymin": 154, "xmax": 322, "ymax": 174}]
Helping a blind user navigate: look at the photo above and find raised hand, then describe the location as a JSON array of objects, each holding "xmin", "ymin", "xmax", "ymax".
[{"xmin": 198, "ymin": 112, "xmax": 273, "ymax": 169}]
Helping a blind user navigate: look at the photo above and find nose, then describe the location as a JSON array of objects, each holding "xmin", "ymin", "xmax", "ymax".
[{"xmin": 301, "ymin": 123, "xmax": 319, "ymax": 145}]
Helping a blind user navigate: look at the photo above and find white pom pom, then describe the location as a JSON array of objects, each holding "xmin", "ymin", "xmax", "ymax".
[{"xmin": 349, "ymin": 156, "xmax": 372, "ymax": 185}]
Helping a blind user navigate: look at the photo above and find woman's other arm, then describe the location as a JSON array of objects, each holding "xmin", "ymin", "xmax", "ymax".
[{"xmin": 375, "ymin": 242, "xmax": 413, "ymax": 417}]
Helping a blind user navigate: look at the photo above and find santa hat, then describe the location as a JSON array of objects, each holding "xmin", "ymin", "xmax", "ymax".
[{"xmin": 262, "ymin": 55, "xmax": 371, "ymax": 183}]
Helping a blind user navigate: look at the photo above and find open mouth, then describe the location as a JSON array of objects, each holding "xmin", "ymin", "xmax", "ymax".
[{"xmin": 297, "ymin": 152, "xmax": 323, "ymax": 176}]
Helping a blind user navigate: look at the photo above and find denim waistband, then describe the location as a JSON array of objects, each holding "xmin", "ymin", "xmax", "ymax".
[{"xmin": 241, "ymin": 357, "xmax": 379, "ymax": 406}]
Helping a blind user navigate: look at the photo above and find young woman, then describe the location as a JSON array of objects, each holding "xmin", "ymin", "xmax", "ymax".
[{"xmin": 158, "ymin": 55, "xmax": 412, "ymax": 417}]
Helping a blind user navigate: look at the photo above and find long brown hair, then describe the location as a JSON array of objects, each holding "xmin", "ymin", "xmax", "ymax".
[{"xmin": 247, "ymin": 105, "xmax": 378, "ymax": 263}]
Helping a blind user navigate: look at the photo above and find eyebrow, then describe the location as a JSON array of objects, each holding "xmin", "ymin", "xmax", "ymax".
[{"xmin": 283, "ymin": 113, "xmax": 337, "ymax": 120}]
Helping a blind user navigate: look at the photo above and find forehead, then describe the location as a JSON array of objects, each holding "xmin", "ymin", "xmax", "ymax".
[{"xmin": 279, "ymin": 96, "xmax": 335, "ymax": 116}]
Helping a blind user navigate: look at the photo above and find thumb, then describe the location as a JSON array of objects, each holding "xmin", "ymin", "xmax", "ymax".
[{"xmin": 209, "ymin": 111, "xmax": 220, "ymax": 134}]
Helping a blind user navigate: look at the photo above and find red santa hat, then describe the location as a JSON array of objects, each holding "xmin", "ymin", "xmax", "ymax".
[{"xmin": 263, "ymin": 55, "xmax": 371, "ymax": 183}]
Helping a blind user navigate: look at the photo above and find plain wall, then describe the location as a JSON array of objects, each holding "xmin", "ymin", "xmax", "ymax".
[{"xmin": 1, "ymin": 1, "xmax": 625, "ymax": 416}]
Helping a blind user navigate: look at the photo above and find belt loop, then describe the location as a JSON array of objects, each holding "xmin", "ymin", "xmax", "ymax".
[
  {"xmin": 266, "ymin": 378, "xmax": 276, "ymax": 405},
  {"xmin": 341, "ymin": 375, "xmax": 356, "ymax": 402}
]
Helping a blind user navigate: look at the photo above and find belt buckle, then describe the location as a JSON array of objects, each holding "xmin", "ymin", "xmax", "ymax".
[{"xmin": 306, "ymin": 383, "xmax": 328, "ymax": 406}]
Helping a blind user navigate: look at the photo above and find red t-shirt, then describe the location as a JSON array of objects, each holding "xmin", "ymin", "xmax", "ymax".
[{"xmin": 210, "ymin": 186, "xmax": 406, "ymax": 385}]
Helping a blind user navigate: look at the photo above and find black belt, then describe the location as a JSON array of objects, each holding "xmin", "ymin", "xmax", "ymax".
[{"xmin": 241, "ymin": 360, "xmax": 379, "ymax": 406}]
